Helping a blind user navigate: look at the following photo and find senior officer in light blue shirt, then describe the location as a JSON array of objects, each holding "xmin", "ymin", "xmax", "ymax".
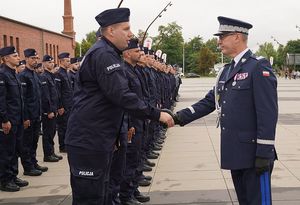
[{"xmin": 172, "ymin": 16, "xmax": 278, "ymax": 205}]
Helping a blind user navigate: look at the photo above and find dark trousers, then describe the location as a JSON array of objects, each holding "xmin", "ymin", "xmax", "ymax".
[
  {"xmin": 42, "ymin": 115, "xmax": 57, "ymax": 157},
  {"xmin": 231, "ymin": 161, "xmax": 274, "ymax": 205},
  {"xmin": 0, "ymin": 123, "xmax": 25, "ymax": 183},
  {"xmin": 57, "ymin": 111, "xmax": 69, "ymax": 151},
  {"xmin": 22, "ymin": 119, "xmax": 41, "ymax": 169},
  {"xmin": 67, "ymin": 146, "xmax": 113, "ymax": 205},
  {"xmin": 120, "ymin": 132, "xmax": 143, "ymax": 201},
  {"xmin": 107, "ymin": 133, "xmax": 128, "ymax": 205}
]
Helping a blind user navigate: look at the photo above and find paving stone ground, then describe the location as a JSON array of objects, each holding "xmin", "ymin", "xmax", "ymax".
[{"xmin": 1, "ymin": 77, "xmax": 300, "ymax": 205}]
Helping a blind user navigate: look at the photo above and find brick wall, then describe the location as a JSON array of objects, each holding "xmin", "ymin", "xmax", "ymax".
[{"xmin": 0, "ymin": 16, "xmax": 75, "ymax": 64}]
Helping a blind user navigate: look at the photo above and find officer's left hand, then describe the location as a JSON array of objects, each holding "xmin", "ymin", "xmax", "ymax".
[
  {"xmin": 159, "ymin": 110, "xmax": 175, "ymax": 128},
  {"xmin": 2, "ymin": 121, "xmax": 12, "ymax": 134},
  {"xmin": 255, "ymin": 157, "xmax": 270, "ymax": 175}
]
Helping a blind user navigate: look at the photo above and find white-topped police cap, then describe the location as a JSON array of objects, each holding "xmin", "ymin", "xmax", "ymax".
[
  {"xmin": 95, "ymin": 8, "xmax": 130, "ymax": 27},
  {"xmin": 214, "ymin": 16, "xmax": 253, "ymax": 36}
]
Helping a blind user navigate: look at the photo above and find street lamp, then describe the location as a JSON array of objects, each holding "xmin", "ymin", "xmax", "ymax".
[
  {"xmin": 271, "ymin": 36, "xmax": 283, "ymax": 46},
  {"xmin": 141, "ymin": 1, "xmax": 172, "ymax": 44}
]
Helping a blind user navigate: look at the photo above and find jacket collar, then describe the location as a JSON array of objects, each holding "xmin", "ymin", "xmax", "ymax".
[{"xmin": 225, "ymin": 49, "xmax": 252, "ymax": 83}]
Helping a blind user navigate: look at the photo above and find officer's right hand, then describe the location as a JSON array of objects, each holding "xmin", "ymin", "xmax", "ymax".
[
  {"xmin": 2, "ymin": 121, "xmax": 12, "ymax": 134},
  {"xmin": 23, "ymin": 120, "xmax": 30, "ymax": 129},
  {"xmin": 159, "ymin": 111, "xmax": 174, "ymax": 128},
  {"xmin": 48, "ymin": 112, "xmax": 55, "ymax": 119},
  {"xmin": 127, "ymin": 127, "xmax": 135, "ymax": 143},
  {"xmin": 58, "ymin": 108, "xmax": 65, "ymax": 116}
]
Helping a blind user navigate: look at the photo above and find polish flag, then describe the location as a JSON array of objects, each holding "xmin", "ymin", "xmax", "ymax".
[{"xmin": 262, "ymin": 71, "xmax": 270, "ymax": 77}]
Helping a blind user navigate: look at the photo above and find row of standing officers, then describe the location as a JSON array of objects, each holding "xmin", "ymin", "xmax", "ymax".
[
  {"xmin": 0, "ymin": 47, "xmax": 82, "ymax": 192},
  {"xmin": 0, "ymin": 14, "xmax": 181, "ymax": 205}
]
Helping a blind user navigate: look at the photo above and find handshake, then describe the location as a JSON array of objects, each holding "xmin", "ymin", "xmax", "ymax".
[{"xmin": 159, "ymin": 109, "xmax": 182, "ymax": 128}]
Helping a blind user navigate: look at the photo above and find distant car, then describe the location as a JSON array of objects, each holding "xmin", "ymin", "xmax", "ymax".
[{"xmin": 185, "ymin": 73, "xmax": 200, "ymax": 78}]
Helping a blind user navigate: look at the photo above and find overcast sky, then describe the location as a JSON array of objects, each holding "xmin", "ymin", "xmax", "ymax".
[{"xmin": 1, "ymin": 0, "xmax": 300, "ymax": 51}]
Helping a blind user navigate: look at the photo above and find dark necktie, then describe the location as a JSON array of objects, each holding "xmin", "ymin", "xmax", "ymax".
[{"xmin": 226, "ymin": 60, "xmax": 235, "ymax": 80}]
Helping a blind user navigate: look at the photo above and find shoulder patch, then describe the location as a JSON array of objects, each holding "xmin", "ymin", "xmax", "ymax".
[
  {"xmin": 256, "ymin": 56, "xmax": 265, "ymax": 60},
  {"xmin": 106, "ymin": 64, "xmax": 121, "ymax": 72}
]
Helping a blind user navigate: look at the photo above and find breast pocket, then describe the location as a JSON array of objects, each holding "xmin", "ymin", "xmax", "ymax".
[
  {"xmin": 232, "ymin": 79, "xmax": 251, "ymax": 90},
  {"xmin": 7, "ymin": 81, "xmax": 20, "ymax": 98}
]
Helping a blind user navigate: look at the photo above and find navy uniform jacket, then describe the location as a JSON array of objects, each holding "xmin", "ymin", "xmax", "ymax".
[
  {"xmin": 65, "ymin": 37, "xmax": 160, "ymax": 152},
  {"xmin": 177, "ymin": 50, "xmax": 278, "ymax": 170},
  {"xmin": 55, "ymin": 67, "xmax": 73, "ymax": 110},
  {"xmin": 68, "ymin": 70, "xmax": 77, "ymax": 91},
  {"xmin": 125, "ymin": 62, "xmax": 145, "ymax": 132},
  {"xmin": 0, "ymin": 65, "xmax": 23, "ymax": 125},
  {"xmin": 40, "ymin": 70, "xmax": 59, "ymax": 115},
  {"xmin": 135, "ymin": 66, "xmax": 150, "ymax": 103},
  {"xmin": 18, "ymin": 67, "xmax": 41, "ymax": 121}
]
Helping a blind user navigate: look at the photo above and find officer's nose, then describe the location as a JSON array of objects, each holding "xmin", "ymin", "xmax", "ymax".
[{"xmin": 128, "ymin": 30, "xmax": 133, "ymax": 38}]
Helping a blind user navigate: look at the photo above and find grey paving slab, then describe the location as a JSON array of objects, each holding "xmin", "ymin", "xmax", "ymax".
[{"xmin": 1, "ymin": 77, "xmax": 300, "ymax": 205}]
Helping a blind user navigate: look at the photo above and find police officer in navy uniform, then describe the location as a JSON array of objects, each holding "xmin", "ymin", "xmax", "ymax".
[
  {"xmin": 173, "ymin": 17, "xmax": 278, "ymax": 205},
  {"xmin": 65, "ymin": 8, "xmax": 174, "ymax": 205},
  {"xmin": 68, "ymin": 57, "xmax": 79, "ymax": 91},
  {"xmin": 55, "ymin": 52, "xmax": 72, "ymax": 153},
  {"xmin": 19, "ymin": 48, "xmax": 48, "ymax": 175},
  {"xmin": 41, "ymin": 55, "xmax": 62, "ymax": 162},
  {"xmin": 0, "ymin": 46, "xmax": 29, "ymax": 191},
  {"xmin": 16, "ymin": 60, "xmax": 26, "ymax": 74}
]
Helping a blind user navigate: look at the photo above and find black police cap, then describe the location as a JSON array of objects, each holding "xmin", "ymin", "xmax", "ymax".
[
  {"xmin": 214, "ymin": 16, "xmax": 253, "ymax": 36},
  {"xmin": 24, "ymin": 48, "xmax": 37, "ymax": 57},
  {"xmin": 143, "ymin": 47, "xmax": 149, "ymax": 55},
  {"xmin": 78, "ymin": 56, "xmax": 83, "ymax": 62},
  {"xmin": 124, "ymin": 38, "xmax": 139, "ymax": 51},
  {"xmin": 36, "ymin": 63, "xmax": 42, "ymax": 68},
  {"xmin": 42, "ymin": 55, "xmax": 53, "ymax": 62},
  {"xmin": 0, "ymin": 46, "xmax": 17, "ymax": 57},
  {"xmin": 18, "ymin": 60, "xmax": 26, "ymax": 66},
  {"xmin": 149, "ymin": 50, "xmax": 155, "ymax": 55},
  {"xmin": 95, "ymin": 8, "xmax": 130, "ymax": 27},
  {"xmin": 70, "ymin": 57, "xmax": 78, "ymax": 64},
  {"xmin": 58, "ymin": 52, "xmax": 70, "ymax": 59}
]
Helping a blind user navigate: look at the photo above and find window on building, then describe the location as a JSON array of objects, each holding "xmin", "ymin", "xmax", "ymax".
[
  {"xmin": 46, "ymin": 43, "xmax": 48, "ymax": 54},
  {"xmin": 10, "ymin": 36, "xmax": 14, "ymax": 46},
  {"xmin": 16, "ymin": 37, "xmax": 20, "ymax": 53},
  {"xmin": 49, "ymin": 44, "xmax": 52, "ymax": 57},
  {"xmin": 53, "ymin": 44, "xmax": 56, "ymax": 61},
  {"xmin": 56, "ymin": 45, "xmax": 59, "ymax": 63},
  {"xmin": 3, "ymin": 35, "xmax": 7, "ymax": 47}
]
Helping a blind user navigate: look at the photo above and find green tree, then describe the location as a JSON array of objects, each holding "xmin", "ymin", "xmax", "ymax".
[
  {"xmin": 205, "ymin": 38, "xmax": 230, "ymax": 64},
  {"xmin": 255, "ymin": 42, "xmax": 277, "ymax": 61},
  {"xmin": 75, "ymin": 42, "xmax": 81, "ymax": 57},
  {"xmin": 275, "ymin": 44, "xmax": 287, "ymax": 69},
  {"xmin": 196, "ymin": 46, "xmax": 217, "ymax": 75},
  {"xmin": 80, "ymin": 31, "xmax": 97, "ymax": 56},
  {"xmin": 184, "ymin": 36, "xmax": 204, "ymax": 73},
  {"xmin": 285, "ymin": 39, "xmax": 300, "ymax": 53},
  {"xmin": 152, "ymin": 22, "xmax": 184, "ymax": 65}
]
